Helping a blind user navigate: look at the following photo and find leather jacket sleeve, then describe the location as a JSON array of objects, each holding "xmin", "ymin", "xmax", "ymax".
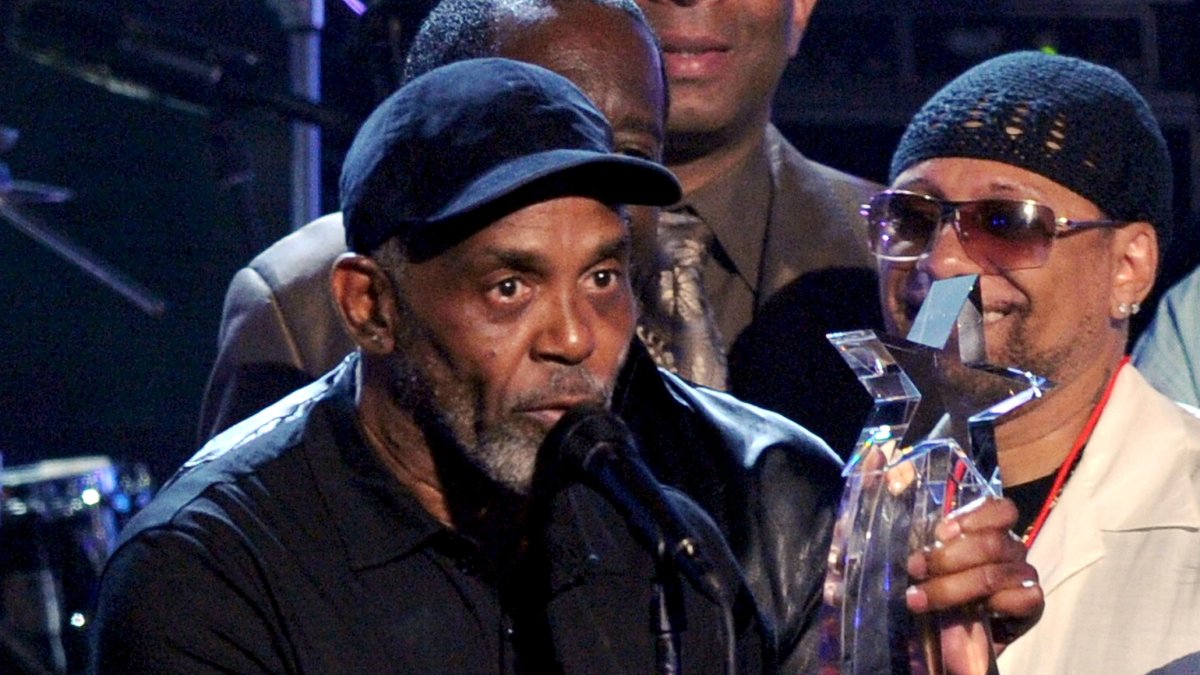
[
  {"xmin": 614, "ymin": 342, "xmax": 844, "ymax": 674},
  {"xmin": 733, "ymin": 438, "xmax": 841, "ymax": 674}
]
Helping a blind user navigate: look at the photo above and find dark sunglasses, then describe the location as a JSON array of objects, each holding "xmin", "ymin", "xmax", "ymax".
[{"xmin": 862, "ymin": 190, "xmax": 1128, "ymax": 270}]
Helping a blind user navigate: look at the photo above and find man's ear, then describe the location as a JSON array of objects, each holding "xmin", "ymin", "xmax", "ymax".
[
  {"xmin": 331, "ymin": 253, "xmax": 398, "ymax": 354},
  {"xmin": 1110, "ymin": 221, "xmax": 1158, "ymax": 317},
  {"xmin": 787, "ymin": 0, "xmax": 818, "ymax": 57}
]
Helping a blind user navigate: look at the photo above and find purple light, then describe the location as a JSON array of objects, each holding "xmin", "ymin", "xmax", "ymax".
[{"xmin": 342, "ymin": 0, "xmax": 367, "ymax": 15}]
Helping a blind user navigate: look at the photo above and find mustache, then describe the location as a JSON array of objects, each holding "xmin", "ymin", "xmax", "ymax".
[{"xmin": 508, "ymin": 367, "xmax": 612, "ymax": 411}]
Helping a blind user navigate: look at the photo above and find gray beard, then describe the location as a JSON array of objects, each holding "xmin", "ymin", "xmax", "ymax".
[
  {"xmin": 456, "ymin": 410, "xmax": 547, "ymax": 496},
  {"xmin": 384, "ymin": 314, "xmax": 609, "ymax": 496}
]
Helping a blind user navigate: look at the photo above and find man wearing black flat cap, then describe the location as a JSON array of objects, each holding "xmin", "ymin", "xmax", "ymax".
[
  {"xmin": 94, "ymin": 56, "xmax": 1041, "ymax": 674},
  {"xmin": 188, "ymin": 2, "xmax": 1042, "ymax": 672},
  {"xmin": 92, "ymin": 57, "xmax": 771, "ymax": 674}
]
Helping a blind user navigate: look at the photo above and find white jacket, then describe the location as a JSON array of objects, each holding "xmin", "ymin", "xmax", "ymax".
[{"xmin": 998, "ymin": 366, "xmax": 1200, "ymax": 674}]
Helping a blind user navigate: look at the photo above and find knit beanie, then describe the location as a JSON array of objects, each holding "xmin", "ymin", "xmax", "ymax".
[{"xmin": 890, "ymin": 51, "xmax": 1173, "ymax": 243}]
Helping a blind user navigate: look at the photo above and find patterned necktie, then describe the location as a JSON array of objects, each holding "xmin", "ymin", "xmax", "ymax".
[{"xmin": 637, "ymin": 207, "xmax": 728, "ymax": 389}]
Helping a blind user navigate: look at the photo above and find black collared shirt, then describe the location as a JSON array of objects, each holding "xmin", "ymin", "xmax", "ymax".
[{"xmin": 92, "ymin": 357, "xmax": 769, "ymax": 674}]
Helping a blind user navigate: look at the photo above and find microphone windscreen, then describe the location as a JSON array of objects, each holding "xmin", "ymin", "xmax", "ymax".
[{"xmin": 539, "ymin": 404, "xmax": 637, "ymax": 477}]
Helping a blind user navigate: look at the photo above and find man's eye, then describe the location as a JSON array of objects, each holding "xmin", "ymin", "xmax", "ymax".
[
  {"xmin": 495, "ymin": 278, "xmax": 522, "ymax": 298},
  {"xmin": 592, "ymin": 269, "xmax": 620, "ymax": 289}
]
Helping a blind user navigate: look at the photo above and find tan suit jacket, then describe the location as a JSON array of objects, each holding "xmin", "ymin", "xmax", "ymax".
[
  {"xmin": 198, "ymin": 213, "xmax": 352, "ymax": 440},
  {"xmin": 756, "ymin": 124, "xmax": 879, "ymax": 306}
]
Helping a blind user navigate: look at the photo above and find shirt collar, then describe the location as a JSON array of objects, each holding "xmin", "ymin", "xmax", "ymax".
[
  {"xmin": 304, "ymin": 356, "xmax": 629, "ymax": 582},
  {"xmin": 681, "ymin": 134, "xmax": 773, "ymax": 292},
  {"xmin": 303, "ymin": 356, "xmax": 447, "ymax": 571}
]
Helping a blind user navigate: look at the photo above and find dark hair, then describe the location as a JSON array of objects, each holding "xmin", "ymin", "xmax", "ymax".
[{"xmin": 402, "ymin": 0, "xmax": 655, "ymax": 84}]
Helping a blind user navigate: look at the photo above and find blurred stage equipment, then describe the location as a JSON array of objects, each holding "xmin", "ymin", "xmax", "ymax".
[
  {"xmin": 0, "ymin": 456, "xmax": 154, "ymax": 675},
  {"xmin": 776, "ymin": 0, "xmax": 1197, "ymax": 221},
  {"xmin": 2, "ymin": 0, "xmax": 360, "ymax": 237},
  {"xmin": 2, "ymin": 1, "xmax": 357, "ymax": 133},
  {"xmin": 0, "ymin": 125, "xmax": 168, "ymax": 316},
  {"xmin": 264, "ymin": 0, "xmax": 324, "ymax": 228}
]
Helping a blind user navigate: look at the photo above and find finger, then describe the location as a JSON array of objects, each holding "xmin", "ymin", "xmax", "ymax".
[
  {"xmin": 906, "ymin": 560, "xmax": 1038, "ymax": 613},
  {"xmin": 925, "ymin": 528, "xmax": 1025, "ymax": 576},
  {"xmin": 823, "ymin": 576, "xmax": 845, "ymax": 607},
  {"xmin": 985, "ymin": 578, "xmax": 1043, "ymax": 617},
  {"xmin": 939, "ymin": 497, "xmax": 1018, "ymax": 540},
  {"xmin": 885, "ymin": 460, "xmax": 917, "ymax": 495},
  {"xmin": 986, "ymin": 580, "xmax": 1044, "ymax": 646},
  {"xmin": 907, "ymin": 528, "xmax": 1022, "ymax": 581},
  {"xmin": 907, "ymin": 549, "xmax": 929, "ymax": 581}
]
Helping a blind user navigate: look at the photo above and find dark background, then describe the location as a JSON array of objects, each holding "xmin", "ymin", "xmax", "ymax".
[{"xmin": 1, "ymin": 0, "xmax": 1197, "ymax": 484}]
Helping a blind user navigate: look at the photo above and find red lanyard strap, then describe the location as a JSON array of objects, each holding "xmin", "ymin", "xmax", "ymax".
[{"xmin": 1023, "ymin": 355, "xmax": 1130, "ymax": 548}]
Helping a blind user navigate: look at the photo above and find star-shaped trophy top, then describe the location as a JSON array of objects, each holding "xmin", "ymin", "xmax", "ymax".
[{"xmin": 827, "ymin": 274, "xmax": 1052, "ymax": 488}]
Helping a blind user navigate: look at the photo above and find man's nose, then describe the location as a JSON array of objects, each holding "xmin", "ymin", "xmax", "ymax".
[
  {"xmin": 533, "ymin": 291, "xmax": 597, "ymax": 366},
  {"xmin": 917, "ymin": 217, "xmax": 982, "ymax": 279}
]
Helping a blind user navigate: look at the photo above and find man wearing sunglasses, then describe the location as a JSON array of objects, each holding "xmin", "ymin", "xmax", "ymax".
[{"xmin": 870, "ymin": 51, "xmax": 1200, "ymax": 673}]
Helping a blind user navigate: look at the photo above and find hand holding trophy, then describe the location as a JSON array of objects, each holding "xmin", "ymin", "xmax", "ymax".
[{"xmin": 820, "ymin": 275, "xmax": 1047, "ymax": 675}]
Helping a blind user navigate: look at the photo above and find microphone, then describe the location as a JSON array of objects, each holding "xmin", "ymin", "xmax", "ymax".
[{"xmin": 540, "ymin": 405, "xmax": 728, "ymax": 605}]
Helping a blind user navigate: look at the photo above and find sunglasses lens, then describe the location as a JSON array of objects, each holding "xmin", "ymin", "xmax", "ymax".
[
  {"xmin": 866, "ymin": 193, "xmax": 940, "ymax": 261},
  {"xmin": 957, "ymin": 201, "xmax": 1054, "ymax": 270},
  {"xmin": 866, "ymin": 193, "xmax": 1058, "ymax": 269}
]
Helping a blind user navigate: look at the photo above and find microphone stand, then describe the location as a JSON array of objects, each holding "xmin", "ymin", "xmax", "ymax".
[
  {"xmin": 263, "ymin": 0, "xmax": 325, "ymax": 230},
  {"xmin": 538, "ymin": 407, "xmax": 740, "ymax": 675},
  {"xmin": 652, "ymin": 551, "xmax": 737, "ymax": 675},
  {"xmin": 0, "ymin": 146, "xmax": 168, "ymax": 316}
]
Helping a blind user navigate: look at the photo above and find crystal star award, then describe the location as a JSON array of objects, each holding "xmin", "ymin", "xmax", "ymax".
[{"xmin": 818, "ymin": 274, "xmax": 1050, "ymax": 675}]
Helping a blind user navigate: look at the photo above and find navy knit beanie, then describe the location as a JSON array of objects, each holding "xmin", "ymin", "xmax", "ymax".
[{"xmin": 890, "ymin": 51, "xmax": 1173, "ymax": 244}]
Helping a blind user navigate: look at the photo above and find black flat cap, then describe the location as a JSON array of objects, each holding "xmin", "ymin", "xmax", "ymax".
[{"xmin": 340, "ymin": 57, "xmax": 681, "ymax": 257}]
